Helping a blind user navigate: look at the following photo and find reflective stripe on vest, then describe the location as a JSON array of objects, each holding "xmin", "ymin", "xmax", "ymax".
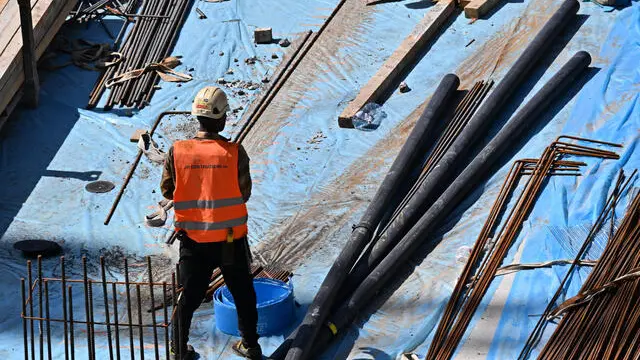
[{"xmin": 172, "ymin": 139, "xmax": 248, "ymax": 243}]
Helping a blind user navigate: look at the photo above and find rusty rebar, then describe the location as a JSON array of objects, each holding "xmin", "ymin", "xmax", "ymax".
[
  {"xmin": 60, "ymin": 257, "xmax": 69, "ymax": 359},
  {"xmin": 88, "ymin": 281, "xmax": 96, "ymax": 360},
  {"xmin": 68, "ymin": 286, "xmax": 74, "ymax": 360},
  {"xmin": 146, "ymin": 257, "xmax": 160, "ymax": 360},
  {"xmin": 82, "ymin": 257, "xmax": 92, "ymax": 359},
  {"xmin": 100, "ymin": 257, "xmax": 114, "ymax": 360},
  {"xmin": 136, "ymin": 284, "xmax": 145, "ymax": 360},
  {"xmin": 124, "ymin": 258, "xmax": 135, "ymax": 360},
  {"xmin": 27, "ymin": 261, "xmax": 35, "ymax": 360},
  {"xmin": 22, "ymin": 278, "xmax": 28, "ymax": 360},
  {"xmin": 162, "ymin": 282, "xmax": 170, "ymax": 360},
  {"xmin": 38, "ymin": 255, "xmax": 43, "ymax": 360},
  {"xmin": 111, "ymin": 282, "xmax": 121, "ymax": 360},
  {"xmin": 44, "ymin": 280, "xmax": 51, "ymax": 360}
]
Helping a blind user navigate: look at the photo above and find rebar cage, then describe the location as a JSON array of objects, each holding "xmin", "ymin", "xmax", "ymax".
[
  {"xmin": 20, "ymin": 255, "xmax": 178, "ymax": 360},
  {"xmin": 19, "ymin": 254, "xmax": 292, "ymax": 360}
]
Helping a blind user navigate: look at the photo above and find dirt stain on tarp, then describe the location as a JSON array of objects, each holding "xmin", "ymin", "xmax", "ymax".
[
  {"xmin": 254, "ymin": 0, "xmax": 560, "ymax": 268},
  {"xmin": 243, "ymin": 0, "xmax": 379, "ymax": 156}
]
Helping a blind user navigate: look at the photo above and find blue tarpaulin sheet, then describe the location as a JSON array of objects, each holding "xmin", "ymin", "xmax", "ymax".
[{"xmin": 0, "ymin": 0, "xmax": 638, "ymax": 359}]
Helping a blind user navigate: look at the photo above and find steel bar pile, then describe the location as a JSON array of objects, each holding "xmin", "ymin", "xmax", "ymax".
[
  {"xmin": 518, "ymin": 168, "xmax": 636, "ymax": 359},
  {"xmin": 272, "ymin": 47, "xmax": 591, "ymax": 360},
  {"xmin": 270, "ymin": 48, "xmax": 593, "ymax": 359},
  {"xmin": 19, "ymin": 255, "xmax": 180, "ymax": 360},
  {"xmin": 88, "ymin": 0, "xmax": 191, "ymax": 109},
  {"xmin": 534, "ymin": 185, "xmax": 640, "ymax": 359},
  {"xmin": 425, "ymin": 137, "xmax": 621, "ymax": 360}
]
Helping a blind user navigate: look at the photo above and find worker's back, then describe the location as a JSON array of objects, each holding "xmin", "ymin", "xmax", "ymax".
[{"xmin": 172, "ymin": 138, "xmax": 248, "ymax": 243}]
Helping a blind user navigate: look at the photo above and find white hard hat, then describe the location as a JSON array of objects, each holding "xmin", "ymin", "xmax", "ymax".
[{"xmin": 192, "ymin": 86, "xmax": 229, "ymax": 120}]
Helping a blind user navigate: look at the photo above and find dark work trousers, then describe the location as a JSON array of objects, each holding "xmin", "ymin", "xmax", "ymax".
[{"xmin": 172, "ymin": 234, "xmax": 259, "ymax": 353}]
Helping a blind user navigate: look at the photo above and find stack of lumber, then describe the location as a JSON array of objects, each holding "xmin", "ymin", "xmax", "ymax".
[{"xmin": 0, "ymin": 0, "xmax": 76, "ymax": 129}]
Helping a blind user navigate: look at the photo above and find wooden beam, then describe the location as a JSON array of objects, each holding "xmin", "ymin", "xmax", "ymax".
[
  {"xmin": 464, "ymin": 0, "xmax": 503, "ymax": 18},
  {"xmin": 0, "ymin": 0, "xmax": 63, "ymax": 92},
  {"xmin": 0, "ymin": 0, "xmax": 73, "ymax": 116},
  {"xmin": 338, "ymin": 0, "xmax": 455, "ymax": 128},
  {"xmin": 17, "ymin": 0, "xmax": 39, "ymax": 107}
]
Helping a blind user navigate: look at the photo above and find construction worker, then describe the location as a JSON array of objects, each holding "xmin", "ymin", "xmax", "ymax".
[{"xmin": 161, "ymin": 86, "xmax": 262, "ymax": 359}]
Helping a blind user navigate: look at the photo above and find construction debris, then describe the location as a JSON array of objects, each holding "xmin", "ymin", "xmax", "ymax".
[
  {"xmin": 279, "ymin": 38, "xmax": 291, "ymax": 47},
  {"xmin": 398, "ymin": 81, "xmax": 411, "ymax": 93},
  {"xmin": 196, "ymin": 7, "xmax": 207, "ymax": 19},
  {"xmin": 254, "ymin": 27, "xmax": 273, "ymax": 44}
]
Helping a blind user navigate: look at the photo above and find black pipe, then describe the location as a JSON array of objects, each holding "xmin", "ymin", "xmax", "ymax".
[
  {"xmin": 311, "ymin": 50, "xmax": 592, "ymax": 356},
  {"xmin": 339, "ymin": 0, "xmax": 581, "ymax": 300},
  {"xmin": 282, "ymin": 74, "xmax": 460, "ymax": 360}
]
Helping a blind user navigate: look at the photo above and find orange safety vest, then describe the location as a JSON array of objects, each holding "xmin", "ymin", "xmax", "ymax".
[{"xmin": 172, "ymin": 139, "xmax": 248, "ymax": 243}]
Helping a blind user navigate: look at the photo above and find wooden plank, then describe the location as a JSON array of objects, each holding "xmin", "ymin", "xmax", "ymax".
[
  {"xmin": 0, "ymin": 0, "xmax": 74, "ymax": 117},
  {"xmin": 464, "ymin": 0, "xmax": 503, "ymax": 18},
  {"xmin": 0, "ymin": 0, "xmax": 63, "ymax": 92},
  {"xmin": 337, "ymin": 0, "xmax": 455, "ymax": 128},
  {"xmin": 0, "ymin": 0, "xmax": 13, "ymax": 17},
  {"xmin": 18, "ymin": 0, "xmax": 39, "ymax": 107},
  {"xmin": 0, "ymin": 0, "xmax": 22, "ymax": 53}
]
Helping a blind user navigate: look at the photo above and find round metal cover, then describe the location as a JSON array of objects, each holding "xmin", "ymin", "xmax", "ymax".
[
  {"xmin": 86, "ymin": 180, "xmax": 115, "ymax": 193},
  {"xmin": 14, "ymin": 240, "xmax": 62, "ymax": 258}
]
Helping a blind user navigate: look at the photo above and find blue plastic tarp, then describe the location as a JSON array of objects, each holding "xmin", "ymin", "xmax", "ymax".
[{"xmin": 0, "ymin": 0, "xmax": 638, "ymax": 359}]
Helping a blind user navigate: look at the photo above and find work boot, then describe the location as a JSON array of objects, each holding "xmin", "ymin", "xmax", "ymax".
[
  {"xmin": 233, "ymin": 340, "xmax": 263, "ymax": 359},
  {"xmin": 170, "ymin": 343, "xmax": 196, "ymax": 360}
]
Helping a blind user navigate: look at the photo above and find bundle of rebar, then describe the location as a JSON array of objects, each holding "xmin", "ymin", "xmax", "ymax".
[
  {"xmin": 87, "ymin": 0, "xmax": 190, "ymax": 109},
  {"xmin": 425, "ymin": 136, "xmax": 621, "ymax": 360},
  {"xmin": 517, "ymin": 168, "xmax": 636, "ymax": 359},
  {"xmin": 535, "ymin": 186, "xmax": 640, "ymax": 359}
]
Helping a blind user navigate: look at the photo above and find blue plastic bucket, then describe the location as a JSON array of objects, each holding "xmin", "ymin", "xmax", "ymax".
[{"xmin": 214, "ymin": 278, "xmax": 294, "ymax": 336}]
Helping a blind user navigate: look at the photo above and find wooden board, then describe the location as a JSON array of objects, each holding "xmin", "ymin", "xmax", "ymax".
[
  {"xmin": 464, "ymin": 0, "xmax": 503, "ymax": 18},
  {"xmin": 0, "ymin": 0, "xmax": 74, "ymax": 120},
  {"xmin": 0, "ymin": 0, "xmax": 11, "ymax": 13},
  {"xmin": 337, "ymin": 0, "xmax": 455, "ymax": 128},
  {"xmin": 0, "ymin": 0, "xmax": 23, "ymax": 53},
  {"xmin": 0, "ymin": 0, "xmax": 63, "ymax": 91}
]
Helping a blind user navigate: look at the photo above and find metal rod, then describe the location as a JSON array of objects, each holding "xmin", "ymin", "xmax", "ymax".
[
  {"xmin": 27, "ymin": 261, "xmax": 35, "ymax": 360},
  {"xmin": 112, "ymin": 282, "xmax": 121, "ymax": 360},
  {"xmin": 124, "ymin": 259, "xmax": 135, "ymax": 360},
  {"xmin": 104, "ymin": 111, "xmax": 190, "ymax": 225},
  {"xmin": 163, "ymin": 282, "xmax": 170, "ymax": 360},
  {"xmin": 136, "ymin": 285, "xmax": 145, "ymax": 360},
  {"xmin": 101, "ymin": 257, "xmax": 114, "ymax": 360},
  {"xmin": 60, "ymin": 257, "xmax": 69, "ymax": 360},
  {"xmin": 88, "ymin": 281, "xmax": 96, "ymax": 360},
  {"xmin": 44, "ymin": 281, "xmax": 52, "ymax": 360},
  {"xmin": 147, "ymin": 257, "xmax": 160, "ymax": 360},
  {"xmin": 38, "ymin": 255, "xmax": 43, "ymax": 360},
  {"xmin": 82, "ymin": 257, "xmax": 93, "ymax": 360},
  {"xmin": 22, "ymin": 278, "xmax": 28, "ymax": 360},
  {"xmin": 68, "ymin": 286, "xmax": 75, "ymax": 360},
  {"xmin": 176, "ymin": 264, "xmax": 182, "ymax": 360}
]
